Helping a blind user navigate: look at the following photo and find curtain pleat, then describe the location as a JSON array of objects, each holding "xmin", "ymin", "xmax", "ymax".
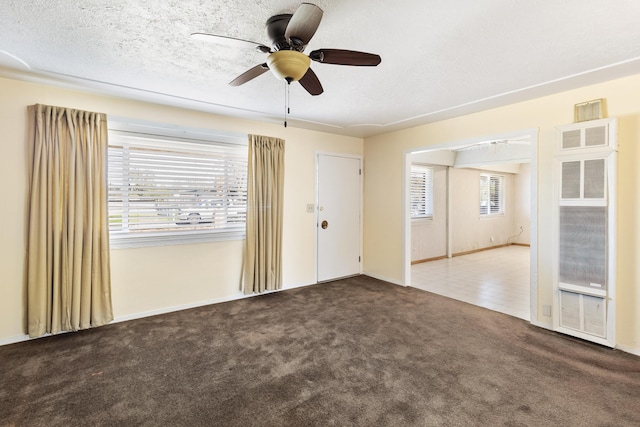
[
  {"xmin": 244, "ymin": 135, "xmax": 285, "ymax": 294},
  {"xmin": 26, "ymin": 104, "xmax": 113, "ymax": 338}
]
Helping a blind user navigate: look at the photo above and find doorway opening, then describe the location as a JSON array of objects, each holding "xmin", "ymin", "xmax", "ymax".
[{"xmin": 403, "ymin": 129, "xmax": 538, "ymax": 323}]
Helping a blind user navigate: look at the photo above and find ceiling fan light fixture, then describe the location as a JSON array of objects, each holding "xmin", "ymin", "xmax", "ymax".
[
  {"xmin": 266, "ymin": 50, "xmax": 310, "ymax": 82},
  {"xmin": 194, "ymin": 3, "xmax": 380, "ymax": 94}
]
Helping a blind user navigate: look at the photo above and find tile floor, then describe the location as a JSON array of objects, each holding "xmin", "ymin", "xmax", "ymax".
[{"xmin": 411, "ymin": 245, "xmax": 530, "ymax": 320}]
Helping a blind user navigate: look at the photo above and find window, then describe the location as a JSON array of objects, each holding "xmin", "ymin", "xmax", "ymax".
[
  {"xmin": 479, "ymin": 173, "xmax": 504, "ymax": 216},
  {"xmin": 108, "ymin": 125, "xmax": 248, "ymax": 248},
  {"xmin": 410, "ymin": 165, "xmax": 433, "ymax": 219}
]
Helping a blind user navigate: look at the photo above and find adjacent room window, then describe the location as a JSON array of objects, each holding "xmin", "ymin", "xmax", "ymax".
[
  {"xmin": 107, "ymin": 123, "xmax": 248, "ymax": 248},
  {"xmin": 410, "ymin": 164, "xmax": 434, "ymax": 219},
  {"xmin": 479, "ymin": 173, "xmax": 504, "ymax": 216}
]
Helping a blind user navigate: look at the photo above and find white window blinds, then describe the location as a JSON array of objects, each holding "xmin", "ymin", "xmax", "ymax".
[
  {"xmin": 410, "ymin": 165, "xmax": 434, "ymax": 219},
  {"xmin": 479, "ymin": 174, "xmax": 504, "ymax": 215},
  {"xmin": 108, "ymin": 131, "xmax": 248, "ymax": 246}
]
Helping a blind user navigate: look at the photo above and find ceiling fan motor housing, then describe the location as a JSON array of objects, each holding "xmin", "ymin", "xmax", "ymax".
[{"xmin": 266, "ymin": 14, "xmax": 293, "ymax": 51}]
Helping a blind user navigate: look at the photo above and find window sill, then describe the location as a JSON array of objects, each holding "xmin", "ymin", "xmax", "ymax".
[
  {"xmin": 411, "ymin": 217, "xmax": 434, "ymax": 224},
  {"xmin": 479, "ymin": 213, "xmax": 505, "ymax": 220},
  {"xmin": 110, "ymin": 229, "xmax": 245, "ymax": 249}
]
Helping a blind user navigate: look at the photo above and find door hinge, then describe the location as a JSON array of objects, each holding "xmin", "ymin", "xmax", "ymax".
[
  {"xmin": 359, "ymin": 256, "xmax": 361, "ymax": 262},
  {"xmin": 359, "ymin": 169, "xmax": 362, "ymax": 175}
]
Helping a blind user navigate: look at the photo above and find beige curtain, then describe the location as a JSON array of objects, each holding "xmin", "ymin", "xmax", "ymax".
[
  {"xmin": 244, "ymin": 135, "xmax": 285, "ymax": 294},
  {"xmin": 26, "ymin": 104, "xmax": 113, "ymax": 338}
]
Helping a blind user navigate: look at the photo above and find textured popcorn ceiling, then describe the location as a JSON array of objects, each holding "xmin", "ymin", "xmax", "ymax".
[{"xmin": 2, "ymin": 0, "xmax": 640, "ymax": 137}]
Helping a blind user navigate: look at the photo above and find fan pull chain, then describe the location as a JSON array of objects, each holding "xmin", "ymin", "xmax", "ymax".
[{"xmin": 284, "ymin": 80, "xmax": 291, "ymax": 128}]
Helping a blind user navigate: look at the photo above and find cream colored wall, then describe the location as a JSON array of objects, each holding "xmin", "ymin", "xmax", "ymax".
[
  {"xmin": 0, "ymin": 76, "xmax": 363, "ymax": 342},
  {"xmin": 449, "ymin": 168, "xmax": 516, "ymax": 253},
  {"xmin": 364, "ymin": 74, "xmax": 640, "ymax": 353},
  {"xmin": 514, "ymin": 163, "xmax": 531, "ymax": 244}
]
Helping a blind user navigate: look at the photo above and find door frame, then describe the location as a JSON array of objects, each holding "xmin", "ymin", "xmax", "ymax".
[
  {"xmin": 314, "ymin": 151, "xmax": 364, "ymax": 283},
  {"xmin": 402, "ymin": 128, "xmax": 539, "ymax": 324}
]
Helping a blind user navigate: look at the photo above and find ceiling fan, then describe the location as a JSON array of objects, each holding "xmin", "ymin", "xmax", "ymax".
[{"xmin": 191, "ymin": 2, "xmax": 382, "ymax": 96}]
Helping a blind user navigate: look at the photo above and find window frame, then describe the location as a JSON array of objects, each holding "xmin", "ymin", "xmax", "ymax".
[
  {"xmin": 107, "ymin": 118, "xmax": 248, "ymax": 249},
  {"xmin": 479, "ymin": 173, "xmax": 505, "ymax": 217},
  {"xmin": 410, "ymin": 164, "xmax": 434, "ymax": 221}
]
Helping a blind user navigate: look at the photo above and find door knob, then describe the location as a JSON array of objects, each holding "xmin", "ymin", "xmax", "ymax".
[{"xmin": 321, "ymin": 220, "xmax": 328, "ymax": 229}]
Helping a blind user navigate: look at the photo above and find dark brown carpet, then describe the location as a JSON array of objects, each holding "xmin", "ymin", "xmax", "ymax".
[{"xmin": 1, "ymin": 275, "xmax": 639, "ymax": 426}]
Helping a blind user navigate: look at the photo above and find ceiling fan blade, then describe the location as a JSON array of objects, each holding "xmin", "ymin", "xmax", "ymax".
[
  {"xmin": 285, "ymin": 3, "xmax": 323, "ymax": 49},
  {"xmin": 191, "ymin": 33, "xmax": 270, "ymax": 52},
  {"xmin": 298, "ymin": 68, "xmax": 324, "ymax": 96},
  {"xmin": 229, "ymin": 64, "xmax": 269, "ymax": 86},
  {"xmin": 309, "ymin": 49, "xmax": 381, "ymax": 66}
]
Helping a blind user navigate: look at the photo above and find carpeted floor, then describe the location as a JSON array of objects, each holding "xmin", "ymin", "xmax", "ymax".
[{"xmin": 1, "ymin": 275, "xmax": 639, "ymax": 426}]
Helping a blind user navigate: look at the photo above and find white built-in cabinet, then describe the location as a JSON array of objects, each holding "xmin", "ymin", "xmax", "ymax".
[{"xmin": 553, "ymin": 118, "xmax": 617, "ymax": 347}]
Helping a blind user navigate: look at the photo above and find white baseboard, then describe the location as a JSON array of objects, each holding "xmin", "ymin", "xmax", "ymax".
[
  {"xmin": 615, "ymin": 343, "xmax": 640, "ymax": 357},
  {"xmin": 114, "ymin": 281, "xmax": 317, "ymax": 324},
  {"xmin": 0, "ymin": 282, "xmax": 318, "ymax": 347},
  {"xmin": 530, "ymin": 319, "xmax": 553, "ymax": 330},
  {"xmin": 112, "ymin": 293, "xmax": 249, "ymax": 324},
  {"xmin": 0, "ymin": 334, "xmax": 31, "ymax": 346},
  {"xmin": 0, "ymin": 294, "xmax": 253, "ymax": 347},
  {"xmin": 362, "ymin": 272, "xmax": 404, "ymax": 286},
  {"xmin": 282, "ymin": 280, "xmax": 316, "ymax": 290}
]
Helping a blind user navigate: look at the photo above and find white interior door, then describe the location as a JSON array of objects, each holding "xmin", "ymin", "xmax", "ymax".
[{"xmin": 317, "ymin": 154, "xmax": 362, "ymax": 282}]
